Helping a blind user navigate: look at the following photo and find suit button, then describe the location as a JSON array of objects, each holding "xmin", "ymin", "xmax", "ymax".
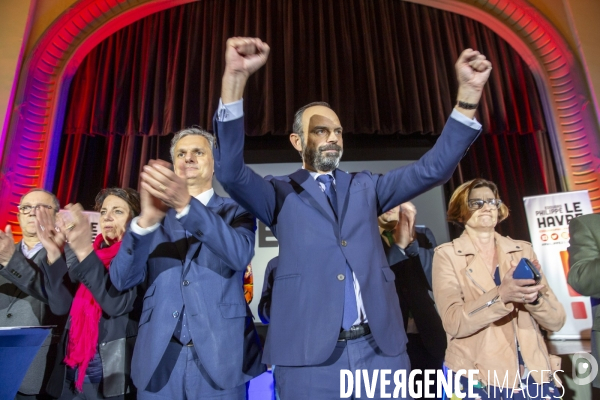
[
  {"xmin": 173, "ymin": 311, "xmax": 180, "ymax": 318},
  {"xmin": 127, "ymin": 249, "xmax": 132, "ymax": 255},
  {"xmin": 337, "ymin": 274, "xmax": 345, "ymax": 281},
  {"xmin": 101, "ymin": 342, "xmax": 106, "ymax": 346},
  {"xmin": 6, "ymin": 313, "xmax": 12, "ymax": 318},
  {"xmin": 183, "ymin": 280, "xmax": 190, "ymax": 286},
  {"xmin": 195, "ymin": 230, "xmax": 202, "ymax": 236},
  {"xmin": 341, "ymin": 240, "xmax": 347, "ymax": 247}
]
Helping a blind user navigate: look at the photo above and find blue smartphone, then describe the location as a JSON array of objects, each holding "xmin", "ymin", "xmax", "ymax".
[{"xmin": 513, "ymin": 257, "xmax": 541, "ymax": 284}]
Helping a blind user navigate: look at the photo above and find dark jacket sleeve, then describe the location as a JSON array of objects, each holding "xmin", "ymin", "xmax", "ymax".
[
  {"xmin": 568, "ymin": 215, "xmax": 600, "ymax": 297},
  {"xmin": 373, "ymin": 117, "xmax": 481, "ymax": 214},
  {"xmin": 0, "ymin": 246, "xmax": 49, "ymax": 302},
  {"xmin": 258, "ymin": 257, "xmax": 278, "ymax": 324},
  {"xmin": 69, "ymin": 251, "xmax": 138, "ymax": 317},
  {"xmin": 110, "ymin": 228, "xmax": 155, "ymax": 291},
  {"xmin": 179, "ymin": 198, "xmax": 256, "ymax": 271},
  {"xmin": 39, "ymin": 256, "xmax": 76, "ymax": 316},
  {"xmin": 417, "ymin": 226, "xmax": 437, "ymax": 289},
  {"xmin": 213, "ymin": 115, "xmax": 278, "ymax": 227}
]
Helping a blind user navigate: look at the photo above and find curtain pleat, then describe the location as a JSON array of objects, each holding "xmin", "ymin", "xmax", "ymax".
[
  {"xmin": 56, "ymin": 0, "xmax": 557, "ymax": 241},
  {"xmin": 61, "ymin": 0, "xmax": 546, "ymax": 137}
]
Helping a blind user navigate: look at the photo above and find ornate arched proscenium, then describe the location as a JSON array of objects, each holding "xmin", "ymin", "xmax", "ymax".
[
  {"xmin": 407, "ymin": 0, "xmax": 600, "ymax": 204},
  {"xmin": 1, "ymin": 0, "xmax": 600, "ymax": 236}
]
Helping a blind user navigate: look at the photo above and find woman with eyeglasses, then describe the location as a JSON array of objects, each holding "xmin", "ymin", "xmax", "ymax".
[
  {"xmin": 35, "ymin": 188, "xmax": 141, "ymax": 399},
  {"xmin": 432, "ymin": 178, "xmax": 565, "ymax": 399}
]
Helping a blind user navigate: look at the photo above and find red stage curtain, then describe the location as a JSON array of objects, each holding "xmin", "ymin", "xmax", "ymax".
[
  {"xmin": 55, "ymin": 0, "xmax": 555, "ymax": 241},
  {"xmin": 61, "ymin": 0, "xmax": 545, "ymax": 137}
]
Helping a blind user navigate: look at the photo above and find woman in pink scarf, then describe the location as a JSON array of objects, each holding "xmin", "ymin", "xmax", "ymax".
[{"xmin": 36, "ymin": 188, "xmax": 141, "ymax": 399}]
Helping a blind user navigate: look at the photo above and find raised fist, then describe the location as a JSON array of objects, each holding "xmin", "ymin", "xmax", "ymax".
[{"xmin": 224, "ymin": 37, "xmax": 270, "ymax": 78}]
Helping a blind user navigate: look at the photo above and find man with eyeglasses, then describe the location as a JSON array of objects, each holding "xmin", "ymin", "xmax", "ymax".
[{"xmin": 0, "ymin": 189, "xmax": 76, "ymax": 400}]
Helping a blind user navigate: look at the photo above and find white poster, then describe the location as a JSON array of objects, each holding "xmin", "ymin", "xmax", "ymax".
[{"xmin": 523, "ymin": 191, "xmax": 593, "ymax": 339}]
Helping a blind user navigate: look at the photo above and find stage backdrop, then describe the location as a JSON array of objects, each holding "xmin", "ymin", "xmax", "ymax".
[
  {"xmin": 523, "ymin": 191, "xmax": 594, "ymax": 339},
  {"xmin": 214, "ymin": 160, "xmax": 451, "ymax": 323}
]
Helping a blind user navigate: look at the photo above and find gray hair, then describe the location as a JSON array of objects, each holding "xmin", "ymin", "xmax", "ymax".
[
  {"xmin": 20, "ymin": 189, "xmax": 60, "ymax": 211},
  {"xmin": 292, "ymin": 101, "xmax": 332, "ymax": 142},
  {"xmin": 170, "ymin": 127, "xmax": 215, "ymax": 162}
]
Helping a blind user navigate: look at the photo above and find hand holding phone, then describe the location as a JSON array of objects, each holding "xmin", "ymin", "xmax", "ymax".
[
  {"xmin": 512, "ymin": 257, "xmax": 541, "ymax": 304},
  {"xmin": 513, "ymin": 257, "xmax": 541, "ymax": 284}
]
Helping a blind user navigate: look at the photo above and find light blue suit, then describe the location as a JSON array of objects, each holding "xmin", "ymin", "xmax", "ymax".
[{"xmin": 110, "ymin": 194, "xmax": 265, "ymax": 393}]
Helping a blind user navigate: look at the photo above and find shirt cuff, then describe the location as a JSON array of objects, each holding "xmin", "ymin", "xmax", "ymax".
[
  {"xmin": 450, "ymin": 108, "xmax": 482, "ymax": 130},
  {"xmin": 130, "ymin": 217, "xmax": 160, "ymax": 236},
  {"xmin": 403, "ymin": 240, "xmax": 420, "ymax": 257},
  {"xmin": 217, "ymin": 98, "xmax": 244, "ymax": 122},
  {"xmin": 176, "ymin": 204, "xmax": 191, "ymax": 219},
  {"xmin": 393, "ymin": 245, "xmax": 406, "ymax": 256}
]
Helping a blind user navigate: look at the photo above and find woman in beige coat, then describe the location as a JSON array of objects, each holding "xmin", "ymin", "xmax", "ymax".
[{"xmin": 433, "ymin": 178, "xmax": 565, "ymax": 399}]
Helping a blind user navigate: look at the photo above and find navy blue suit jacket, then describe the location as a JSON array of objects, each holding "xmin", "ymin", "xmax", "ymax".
[
  {"xmin": 386, "ymin": 226, "xmax": 437, "ymax": 288},
  {"xmin": 214, "ymin": 114, "xmax": 480, "ymax": 367},
  {"xmin": 109, "ymin": 194, "xmax": 264, "ymax": 390}
]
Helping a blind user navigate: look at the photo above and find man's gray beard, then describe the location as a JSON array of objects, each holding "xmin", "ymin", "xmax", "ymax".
[{"xmin": 304, "ymin": 146, "xmax": 342, "ymax": 172}]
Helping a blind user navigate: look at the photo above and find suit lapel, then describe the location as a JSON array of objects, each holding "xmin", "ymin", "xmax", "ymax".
[
  {"xmin": 289, "ymin": 169, "xmax": 337, "ymax": 225},
  {"xmin": 182, "ymin": 194, "xmax": 225, "ymax": 275},
  {"xmin": 333, "ymin": 169, "xmax": 350, "ymax": 223},
  {"xmin": 164, "ymin": 209, "xmax": 187, "ymax": 262}
]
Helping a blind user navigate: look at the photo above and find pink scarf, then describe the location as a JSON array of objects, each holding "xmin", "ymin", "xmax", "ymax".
[{"xmin": 64, "ymin": 234, "xmax": 121, "ymax": 391}]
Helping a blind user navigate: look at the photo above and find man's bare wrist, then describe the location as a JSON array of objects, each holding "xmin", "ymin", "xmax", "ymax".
[
  {"xmin": 221, "ymin": 72, "xmax": 248, "ymax": 103},
  {"xmin": 456, "ymin": 86, "xmax": 483, "ymax": 104}
]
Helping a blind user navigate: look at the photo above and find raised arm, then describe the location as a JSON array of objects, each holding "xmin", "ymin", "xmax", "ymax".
[
  {"xmin": 109, "ymin": 229, "xmax": 153, "ymax": 291},
  {"xmin": 0, "ymin": 225, "xmax": 50, "ymax": 302},
  {"xmin": 375, "ymin": 49, "xmax": 492, "ymax": 213},
  {"xmin": 213, "ymin": 37, "xmax": 278, "ymax": 226},
  {"xmin": 49, "ymin": 203, "xmax": 141, "ymax": 314},
  {"xmin": 110, "ymin": 184, "xmax": 165, "ymax": 291},
  {"xmin": 69, "ymin": 252, "xmax": 139, "ymax": 317}
]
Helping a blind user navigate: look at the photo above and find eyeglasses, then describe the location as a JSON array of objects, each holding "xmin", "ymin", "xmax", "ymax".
[
  {"xmin": 18, "ymin": 204, "xmax": 56, "ymax": 214},
  {"xmin": 468, "ymin": 198, "xmax": 502, "ymax": 210}
]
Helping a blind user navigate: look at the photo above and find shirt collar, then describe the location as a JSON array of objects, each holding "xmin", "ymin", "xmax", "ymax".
[
  {"xmin": 307, "ymin": 170, "xmax": 335, "ymax": 183},
  {"xmin": 194, "ymin": 188, "xmax": 215, "ymax": 206},
  {"xmin": 21, "ymin": 240, "xmax": 43, "ymax": 259}
]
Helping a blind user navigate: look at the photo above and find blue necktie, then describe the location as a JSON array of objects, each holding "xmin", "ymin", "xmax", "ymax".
[{"xmin": 316, "ymin": 174, "xmax": 358, "ymax": 329}]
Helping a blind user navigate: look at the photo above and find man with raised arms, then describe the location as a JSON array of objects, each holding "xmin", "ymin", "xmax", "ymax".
[{"xmin": 214, "ymin": 37, "xmax": 491, "ymax": 399}]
